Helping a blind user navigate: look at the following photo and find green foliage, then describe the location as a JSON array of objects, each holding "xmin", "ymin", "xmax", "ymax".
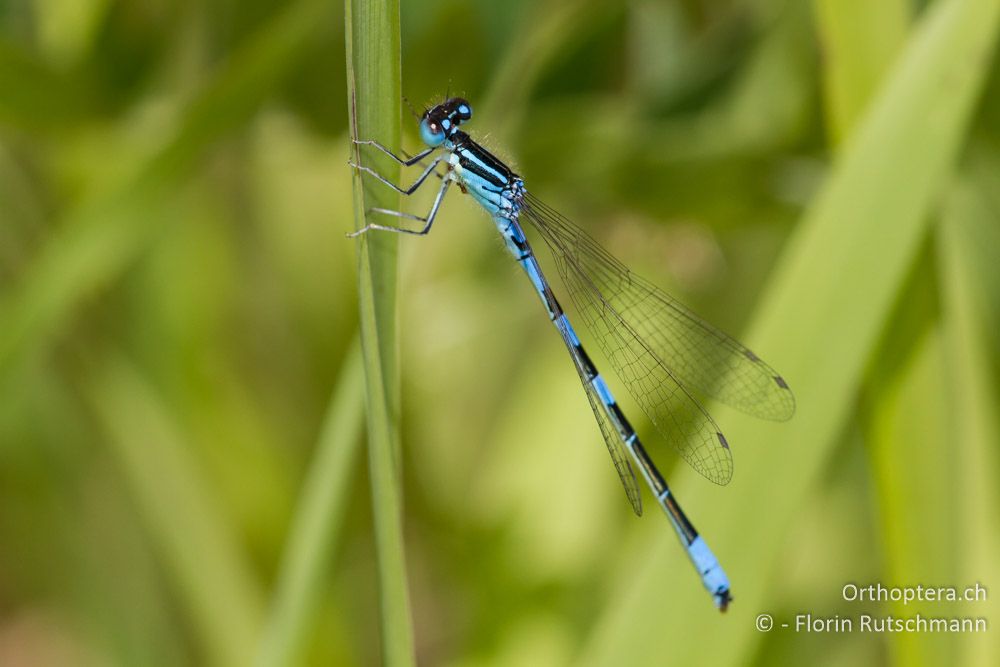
[{"xmin": 1, "ymin": 0, "xmax": 998, "ymax": 665}]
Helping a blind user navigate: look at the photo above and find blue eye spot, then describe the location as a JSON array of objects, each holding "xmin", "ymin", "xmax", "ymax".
[
  {"xmin": 442, "ymin": 118, "xmax": 451, "ymax": 130},
  {"xmin": 419, "ymin": 118, "xmax": 446, "ymax": 146}
]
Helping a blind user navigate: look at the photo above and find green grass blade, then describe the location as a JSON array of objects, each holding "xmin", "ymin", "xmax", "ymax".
[
  {"xmin": 344, "ymin": 1, "xmax": 415, "ymax": 666},
  {"xmin": 814, "ymin": 0, "xmax": 910, "ymax": 143},
  {"xmin": 863, "ymin": 243, "xmax": 958, "ymax": 667},
  {"xmin": 85, "ymin": 354, "xmax": 264, "ymax": 667},
  {"xmin": 256, "ymin": 337, "xmax": 366, "ymax": 667},
  {"xmin": 867, "ymin": 313, "xmax": 958, "ymax": 666},
  {"xmin": 0, "ymin": 0, "xmax": 329, "ymax": 376},
  {"xmin": 582, "ymin": 0, "xmax": 1000, "ymax": 664},
  {"xmin": 938, "ymin": 166, "xmax": 1000, "ymax": 667}
]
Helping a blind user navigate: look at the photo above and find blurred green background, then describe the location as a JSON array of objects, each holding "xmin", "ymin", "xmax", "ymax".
[{"xmin": 2, "ymin": 0, "xmax": 999, "ymax": 665}]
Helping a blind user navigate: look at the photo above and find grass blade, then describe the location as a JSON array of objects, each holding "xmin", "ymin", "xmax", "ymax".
[
  {"xmin": 866, "ymin": 305, "xmax": 958, "ymax": 666},
  {"xmin": 344, "ymin": 1, "xmax": 415, "ymax": 666},
  {"xmin": 814, "ymin": 0, "xmax": 910, "ymax": 143},
  {"xmin": 256, "ymin": 337, "xmax": 366, "ymax": 667},
  {"xmin": 85, "ymin": 354, "xmax": 264, "ymax": 667},
  {"xmin": 938, "ymin": 166, "xmax": 1000, "ymax": 667}
]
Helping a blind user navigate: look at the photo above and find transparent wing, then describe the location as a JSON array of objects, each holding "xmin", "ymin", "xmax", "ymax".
[
  {"xmin": 577, "ymin": 363, "xmax": 643, "ymax": 516},
  {"xmin": 523, "ymin": 194, "xmax": 795, "ymax": 420},
  {"xmin": 522, "ymin": 194, "xmax": 794, "ymax": 484}
]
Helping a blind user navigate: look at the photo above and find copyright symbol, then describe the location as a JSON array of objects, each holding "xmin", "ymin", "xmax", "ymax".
[{"xmin": 755, "ymin": 613, "xmax": 773, "ymax": 632}]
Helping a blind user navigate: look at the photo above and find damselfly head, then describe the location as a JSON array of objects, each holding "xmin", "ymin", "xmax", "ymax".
[{"xmin": 419, "ymin": 97, "xmax": 473, "ymax": 147}]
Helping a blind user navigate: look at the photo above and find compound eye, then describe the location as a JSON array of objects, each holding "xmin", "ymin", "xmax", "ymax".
[{"xmin": 419, "ymin": 118, "xmax": 446, "ymax": 146}]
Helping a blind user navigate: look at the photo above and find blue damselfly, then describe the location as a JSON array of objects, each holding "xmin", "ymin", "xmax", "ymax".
[{"xmin": 349, "ymin": 97, "xmax": 795, "ymax": 611}]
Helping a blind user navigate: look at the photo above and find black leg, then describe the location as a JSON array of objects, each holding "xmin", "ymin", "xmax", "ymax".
[
  {"xmin": 349, "ymin": 155, "xmax": 445, "ymax": 196},
  {"xmin": 353, "ymin": 139, "xmax": 436, "ymax": 166},
  {"xmin": 347, "ymin": 178, "xmax": 452, "ymax": 238}
]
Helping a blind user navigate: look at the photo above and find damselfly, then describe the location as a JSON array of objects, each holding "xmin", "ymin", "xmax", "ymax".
[{"xmin": 349, "ymin": 97, "xmax": 794, "ymax": 611}]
